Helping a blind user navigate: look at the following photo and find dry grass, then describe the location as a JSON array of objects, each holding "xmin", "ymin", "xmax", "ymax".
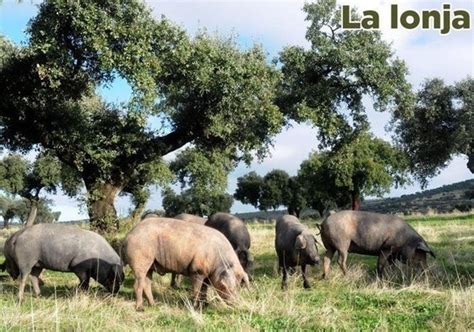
[{"xmin": 0, "ymin": 214, "xmax": 472, "ymax": 330}]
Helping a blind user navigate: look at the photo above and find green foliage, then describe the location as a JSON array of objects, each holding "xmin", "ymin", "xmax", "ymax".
[
  {"xmin": 278, "ymin": 0, "xmax": 412, "ymax": 146},
  {"xmin": 12, "ymin": 198, "xmax": 61, "ymax": 224},
  {"xmin": 162, "ymin": 187, "xmax": 233, "ymax": 217},
  {"xmin": 0, "ymin": 0, "xmax": 283, "ymax": 231},
  {"xmin": 162, "ymin": 147, "xmax": 235, "ymax": 217},
  {"xmin": 0, "ymin": 152, "xmax": 63, "ymax": 199},
  {"xmin": 234, "ymin": 171, "xmax": 265, "ymax": 209},
  {"xmin": 299, "ymin": 131, "xmax": 410, "ymax": 211},
  {"xmin": 0, "ymin": 152, "xmax": 72, "ymax": 225},
  {"xmin": 393, "ymin": 77, "xmax": 474, "ymax": 185},
  {"xmin": 234, "ymin": 169, "xmax": 307, "ymax": 215},
  {"xmin": 0, "ymin": 195, "xmax": 60, "ymax": 225},
  {"xmin": 260, "ymin": 170, "xmax": 290, "ymax": 210}
]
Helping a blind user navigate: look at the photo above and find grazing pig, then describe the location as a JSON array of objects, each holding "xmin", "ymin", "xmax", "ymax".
[
  {"xmin": 206, "ymin": 213, "xmax": 253, "ymax": 273},
  {"xmin": 169, "ymin": 213, "xmax": 208, "ymax": 288},
  {"xmin": 123, "ymin": 217, "xmax": 249, "ymax": 311},
  {"xmin": 175, "ymin": 213, "xmax": 206, "ymax": 225},
  {"xmin": 320, "ymin": 210, "xmax": 436, "ymax": 278},
  {"xmin": 2, "ymin": 224, "xmax": 124, "ymax": 303},
  {"xmin": 275, "ymin": 215, "xmax": 320, "ymax": 289}
]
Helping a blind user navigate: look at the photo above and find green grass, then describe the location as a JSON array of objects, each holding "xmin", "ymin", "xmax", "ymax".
[{"xmin": 0, "ymin": 214, "xmax": 473, "ymax": 330}]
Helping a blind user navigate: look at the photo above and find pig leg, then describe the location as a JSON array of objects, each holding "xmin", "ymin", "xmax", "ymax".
[
  {"xmin": 133, "ymin": 271, "xmax": 148, "ymax": 311},
  {"xmin": 322, "ymin": 248, "xmax": 335, "ymax": 279},
  {"xmin": 301, "ymin": 264, "xmax": 310, "ymax": 289},
  {"xmin": 30, "ymin": 267, "xmax": 43, "ymax": 297},
  {"xmin": 191, "ymin": 274, "xmax": 205, "ymax": 308},
  {"xmin": 170, "ymin": 273, "xmax": 178, "ymax": 289},
  {"xmin": 18, "ymin": 271, "xmax": 30, "ymax": 304},
  {"xmin": 143, "ymin": 270, "xmax": 155, "ymax": 306},
  {"xmin": 75, "ymin": 270, "xmax": 90, "ymax": 291},
  {"xmin": 337, "ymin": 250, "xmax": 348, "ymax": 275},
  {"xmin": 377, "ymin": 250, "xmax": 391, "ymax": 278},
  {"xmin": 278, "ymin": 253, "xmax": 289, "ymax": 290}
]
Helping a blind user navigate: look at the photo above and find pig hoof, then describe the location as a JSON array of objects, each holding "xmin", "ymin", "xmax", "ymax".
[
  {"xmin": 136, "ymin": 306, "xmax": 145, "ymax": 312},
  {"xmin": 303, "ymin": 283, "xmax": 311, "ymax": 289}
]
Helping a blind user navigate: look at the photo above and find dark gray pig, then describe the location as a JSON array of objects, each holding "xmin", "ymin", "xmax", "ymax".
[
  {"xmin": 320, "ymin": 210, "xmax": 435, "ymax": 278},
  {"xmin": 206, "ymin": 212, "xmax": 253, "ymax": 273},
  {"xmin": 275, "ymin": 215, "xmax": 320, "ymax": 289},
  {"xmin": 2, "ymin": 224, "xmax": 124, "ymax": 303}
]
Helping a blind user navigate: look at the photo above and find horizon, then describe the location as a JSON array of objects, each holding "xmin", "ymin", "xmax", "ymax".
[{"xmin": 0, "ymin": 0, "xmax": 472, "ymax": 221}]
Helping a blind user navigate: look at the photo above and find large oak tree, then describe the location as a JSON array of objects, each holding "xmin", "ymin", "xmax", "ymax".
[{"xmin": 0, "ymin": 0, "xmax": 282, "ymax": 231}]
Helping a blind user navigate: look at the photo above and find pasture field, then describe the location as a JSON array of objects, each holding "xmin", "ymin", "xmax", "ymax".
[{"xmin": 0, "ymin": 214, "xmax": 472, "ymax": 331}]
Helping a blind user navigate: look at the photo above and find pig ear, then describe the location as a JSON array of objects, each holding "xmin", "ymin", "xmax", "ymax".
[
  {"xmin": 416, "ymin": 242, "xmax": 436, "ymax": 258},
  {"xmin": 295, "ymin": 235, "xmax": 307, "ymax": 250}
]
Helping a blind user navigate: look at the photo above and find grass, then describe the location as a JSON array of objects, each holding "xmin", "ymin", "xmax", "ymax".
[{"xmin": 0, "ymin": 214, "xmax": 472, "ymax": 330}]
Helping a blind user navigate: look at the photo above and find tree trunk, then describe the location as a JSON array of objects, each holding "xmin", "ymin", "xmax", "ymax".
[
  {"xmin": 351, "ymin": 191, "xmax": 361, "ymax": 211},
  {"xmin": 25, "ymin": 199, "xmax": 38, "ymax": 227},
  {"xmin": 129, "ymin": 201, "xmax": 146, "ymax": 224},
  {"xmin": 3, "ymin": 217, "xmax": 10, "ymax": 229},
  {"xmin": 86, "ymin": 183, "xmax": 121, "ymax": 233}
]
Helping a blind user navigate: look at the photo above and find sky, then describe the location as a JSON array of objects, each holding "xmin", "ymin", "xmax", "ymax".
[{"xmin": 0, "ymin": 0, "xmax": 473, "ymax": 220}]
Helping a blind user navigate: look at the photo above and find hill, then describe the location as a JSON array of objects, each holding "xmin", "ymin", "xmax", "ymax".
[{"xmin": 235, "ymin": 179, "xmax": 474, "ymax": 220}]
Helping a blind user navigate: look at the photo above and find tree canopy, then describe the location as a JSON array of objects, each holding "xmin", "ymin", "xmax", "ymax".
[
  {"xmin": 299, "ymin": 131, "xmax": 410, "ymax": 211},
  {"xmin": 393, "ymin": 78, "xmax": 473, "ymax": 186},
  {"xmin": 277, "ymin": 0, "xmax": 412, "ymax": 146},
  {"xmin": 0, "ymin": 0, "xmax": 282, "ymax": 231},
  {"xmin": 0, "ymin": 152, "xmax": 69, "ymax": 226},
  {"xmin": 234, "ymin": 169, "xmax": 307, "ymax": 216}
]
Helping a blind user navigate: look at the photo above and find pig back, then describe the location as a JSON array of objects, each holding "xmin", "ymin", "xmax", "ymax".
[
  {"xmin": 322, "ymin": 210, "xmax": 419, "ymax": 254},
  {"xmin": 14, "ymin": 224, "xmax": 121, "ymax": 272},
  {"xmin": 275, "ymin": 215, "xmax": 308, "ymax": 251},
  {"xmin": 206, "ymin": 213, "xmax": 251, "ymax": 251},
  {"xmin": 174, "ymin": 213, "xmax": 206, "ymax": 225},
  {"xmin": 125, "ymin": 217, "xmax": 239, "ymax": 276}
]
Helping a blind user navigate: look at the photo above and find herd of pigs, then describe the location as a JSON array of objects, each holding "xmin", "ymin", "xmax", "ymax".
[{"xmin": 0, "ymin": 210, "xmax": 435, "ymax": 311}]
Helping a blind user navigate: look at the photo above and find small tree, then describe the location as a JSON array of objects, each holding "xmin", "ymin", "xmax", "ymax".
[
  {"xmin": 260, "ymin": 170, "xmax": 290, "ymax": 211},
  {"xmin": 234, "ymin": 170, "xmax": 307, "ymax": 217},
  {"xmin": 283, "ymin": 176, "xmax": 307, "ymax": 218},
  {"xmin": 0, "ymin": 152, "xmax": 64, "ymax": 226},
  {"xmin": 299, "ymin": 131, "xmax": 409, "ymax": 211},
  {"xmin": 0, "ymin": 196, "xmax": 19, "ymax": 229},
  {"xmin": 162, "ymin": 148, "xmax": 235, "ymax": 217},
  {"xmin": 162, "ymin": 188, "xmax": 233, "ymax": 217},
  {"xmin": 234, "ymin": 172, "xmax": 265, "ymax": 209}
]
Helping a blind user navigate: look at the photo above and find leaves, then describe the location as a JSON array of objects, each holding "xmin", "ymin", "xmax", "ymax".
[
  {"xmin": 278, "ymin": 0, "xmax": 412, "ymax": 147},
  {"xmin": 393, "ymin": 78, "xmax": 473, "ymax": 185}
]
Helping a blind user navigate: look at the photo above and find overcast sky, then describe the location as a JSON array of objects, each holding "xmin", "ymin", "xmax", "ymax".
[{"xmin": 0, "ymin": 0, "xmax": 472, "ymax": 220}]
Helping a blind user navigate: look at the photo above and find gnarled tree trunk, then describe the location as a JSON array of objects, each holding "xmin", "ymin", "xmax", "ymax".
[
  {"xmin": 86, "ymin": 182, "xmax": 121, "ymax": 233},
  {"xmin": 25, "ymin": 199, "xmax": 38, "ymax": 227}
]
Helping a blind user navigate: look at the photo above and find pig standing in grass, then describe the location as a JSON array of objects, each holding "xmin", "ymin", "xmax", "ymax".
[
  {"xmin": 2, "ymin": 224, "xmax": 124, "ymax": 303},
  {"xmin": 123, "ymin": 217, "xmax": 249, "ymax": 311},
  {"xmin": 169, "ymin": 213, "xmax": 207, "ymax": 288},
  {"xmin": 275, "ymin": 215, "xmax": 320, "ymax": 289},
  {"xmin": 206, "ymin": 213, "xmax": 253, "ymax": 274},
  {"xmin": 320, "ymin": 210, "xmax": 435, "ymax": 278}
]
